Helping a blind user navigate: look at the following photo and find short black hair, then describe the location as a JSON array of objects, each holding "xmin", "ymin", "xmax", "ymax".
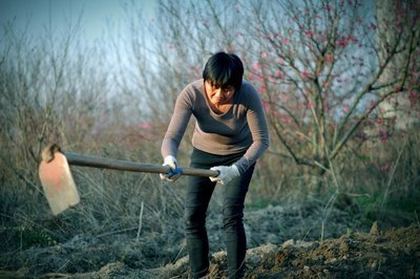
[{"xmin": 202, "ymin": 52, "xmax": 244, "ymax": 90}]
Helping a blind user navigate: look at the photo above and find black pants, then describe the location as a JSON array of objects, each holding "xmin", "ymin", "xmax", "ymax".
[{"xmin": 185, "ymin": 148, "xmax": 255, "ymax": 279}]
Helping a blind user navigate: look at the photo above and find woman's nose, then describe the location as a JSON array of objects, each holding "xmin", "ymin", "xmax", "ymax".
[{"xmin": 214, "ymin": 88, "xmax": 223, "ymax": 97}]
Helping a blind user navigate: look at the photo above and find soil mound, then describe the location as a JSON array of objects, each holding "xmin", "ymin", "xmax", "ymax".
[{"xmin": 156, "ymin": 224, "xmax": 419, "ymax": 278}]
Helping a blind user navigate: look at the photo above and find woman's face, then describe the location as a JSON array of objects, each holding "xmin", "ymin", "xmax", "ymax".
[{"xmin": 204, "ymin": 80, "xmax": 235, "ymax": 106}]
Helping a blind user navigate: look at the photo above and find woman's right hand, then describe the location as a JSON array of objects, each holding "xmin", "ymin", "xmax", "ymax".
[
  {"xmin": 209, "ymin": 164, "xmax": 240, "ymax": 185},
  {"xmin": 160, "ymin": 155, "xmax": 182, "ymax": 182}
]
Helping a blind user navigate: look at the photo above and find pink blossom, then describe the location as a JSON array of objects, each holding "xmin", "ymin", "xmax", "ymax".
[
  {"xmin": 274, "ymin": 69, "xmax": 283, "ymax": 79},
  {"xmin": 343, "ymin": 104, "xmax": 350, "ymax": 113},
  {"xmin": 249, "ymin": 73, "xmax": 263, "ymax": 83},
  {"xmin": 262, "ymin": 100, "xmax": 271, "ymax": 112},
  {"xmin": 336, "ymin": 38, "xmax": 348, "ymax": 48},
  {"xmin": 301, "ymin": 70, "xmax": 311, "ymax": 79},
  {"xmin": 336, "ymin": 35, "xmax": 357, "ymax": 48},
  {"xmin": 279, "ymin": 114, "xmax": 292, "ymax": 124},
  {"xmin": 304, "ymin": 30, "xmax": 314, "ymax": 38},
  {"xmin": 252, "ymin": 62, "xmax": 261, "ymax": 72}
]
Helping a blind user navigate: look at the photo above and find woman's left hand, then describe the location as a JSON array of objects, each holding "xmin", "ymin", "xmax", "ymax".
[{"xmin": 209, "ymin": 165, "xmax": 240, "ymax": 185}]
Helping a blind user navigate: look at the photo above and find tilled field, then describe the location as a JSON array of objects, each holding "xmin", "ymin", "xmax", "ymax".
[{"xmin": 0, "ymin": 204, "xmax": 418, "ymax": 278}]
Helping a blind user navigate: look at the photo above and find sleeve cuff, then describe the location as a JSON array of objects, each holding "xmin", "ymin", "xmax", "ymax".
[{"xmin": 234, "ymin": 156, "xmax": 251, "ymax": 175}]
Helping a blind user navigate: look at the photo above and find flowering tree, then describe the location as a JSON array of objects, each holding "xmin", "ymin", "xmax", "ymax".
[
  {"xmin": 376, "ymin": 0, "xmax": 420, "ymax": 130},
  {"xmin": 243, "ymin": 0, "xmax": 418, "ymax": 173},
  {"xmin": 129, "ymin": 0, "xmax": 418, "ymax": 182}
]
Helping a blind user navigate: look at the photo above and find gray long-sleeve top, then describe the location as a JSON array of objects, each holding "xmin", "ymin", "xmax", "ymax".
[{"xmin": 161, "ymin": 79, "xmax": 269, "ymax": 174}]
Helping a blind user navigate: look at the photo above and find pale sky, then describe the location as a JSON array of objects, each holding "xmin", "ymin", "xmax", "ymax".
[
  {"xmin": 0, "ymin": 0, "xmax": 159, "ymax": 90},
  {"xmin": 0, "ymin": 0, "xmax": 157, "ymax": 42}
]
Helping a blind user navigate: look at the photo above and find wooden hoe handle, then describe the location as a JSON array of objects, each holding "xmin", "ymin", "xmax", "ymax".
[{"xmin": 64, "ymin": 152, "xmax": 219, "ymax": 177}]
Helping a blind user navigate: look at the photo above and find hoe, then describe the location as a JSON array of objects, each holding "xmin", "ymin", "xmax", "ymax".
[{"xmin": 38, "ymin": 144, "xmax": 218, "ymax": 215}]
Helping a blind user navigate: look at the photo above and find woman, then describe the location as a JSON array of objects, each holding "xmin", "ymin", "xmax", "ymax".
[{"xmin": 160, "ymin": 52, "xmax": 269, "ymax": 278}]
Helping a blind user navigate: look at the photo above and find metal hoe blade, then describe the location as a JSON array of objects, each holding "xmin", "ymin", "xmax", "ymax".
[{"xmin": 39, "ymin": 151, "xmax": 80, "ymax": 215}]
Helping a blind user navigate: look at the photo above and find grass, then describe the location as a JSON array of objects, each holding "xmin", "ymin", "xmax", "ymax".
[
  {"xmin": 0, "ymin": 33, "xmax": 418, "ymax": 269},
  {"xmin": 0, "ymin": 129, "xmax": 418, "ymax": 275}
]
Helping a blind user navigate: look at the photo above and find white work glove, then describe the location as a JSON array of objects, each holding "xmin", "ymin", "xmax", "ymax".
[
  {"xmin": 160, "ymin": 155, "xmax": 182, "ymax": 182},
  {"xmin": 209, "ymin": 164, "xmax": 240, "ymax": 185}
]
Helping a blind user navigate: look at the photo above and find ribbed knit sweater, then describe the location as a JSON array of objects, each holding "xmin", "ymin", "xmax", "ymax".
[{"xmin": 161, "ymin": 79, "xmax": 269, "ymax": 174}]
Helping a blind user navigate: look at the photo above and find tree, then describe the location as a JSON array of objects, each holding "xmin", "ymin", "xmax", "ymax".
[
  {"xmin": 376, "ymin": 0, "xmax": 419, "ymax": 130},
  {"xmin": 245, "ymin": 0, "xmax": 418, "ymax": 171},
  {"xmin": 128, "ymin": 0, "xmax": 418, "ymax": 191}
]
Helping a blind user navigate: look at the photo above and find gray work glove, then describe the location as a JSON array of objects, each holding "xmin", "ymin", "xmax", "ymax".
[{"xmin": 209, "ymin": 164, "xmax": 240, "ymax": 185}]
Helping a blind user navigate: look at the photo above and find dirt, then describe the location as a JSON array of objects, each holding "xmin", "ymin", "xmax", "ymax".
[
  {"xmin": 155, "ymin": 224, "xmax": 420, "ymax": 278},
  {"xmin": 1, "ymin": 204, "xmax": 419, "ymax": 278}
]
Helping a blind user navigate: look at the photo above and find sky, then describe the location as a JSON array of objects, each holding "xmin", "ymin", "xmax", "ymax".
[
  {"xmin": 0, "ymin": 0, "xmax": 159, "ymax": 91},
  {"xmin": 0, "ymin": 0, "xmax": 157, "ymax": 42}
]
